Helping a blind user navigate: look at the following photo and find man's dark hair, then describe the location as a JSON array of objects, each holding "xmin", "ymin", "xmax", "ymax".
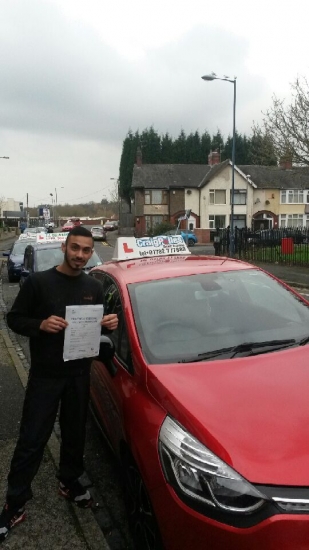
[{"xmin": 66, "ymin": 225, "xmax": 93, "ymax": 243}]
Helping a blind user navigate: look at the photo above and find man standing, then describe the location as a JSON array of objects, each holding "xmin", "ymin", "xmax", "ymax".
[{"xmin": 0, "ymin": 226, "xmax": 118, "ymax": 543}]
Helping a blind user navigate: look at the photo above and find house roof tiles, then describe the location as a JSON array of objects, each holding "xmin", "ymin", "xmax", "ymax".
[
  {"xmin": 132, "ymin": 164, "xmax": 212, "ymax": 189},
  {"xmin": 238, "ymin": 165, "xmax": 309, "ymax": 189},
  {"xmin": 132, "ymin": 161, "xmax": 309, "ymax": 190}
]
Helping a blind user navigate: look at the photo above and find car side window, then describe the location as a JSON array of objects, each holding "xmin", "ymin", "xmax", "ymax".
[
  {"xmin": 90, "ymin": 273, "xmax": 132, "ymax": 371},
  {"xmin": 107, "ymin": 283, "xmax": 131, "ymax": 370},
  {"xmin": 24, "ymin": 247, "xmax": 30, "ymax": 270}
]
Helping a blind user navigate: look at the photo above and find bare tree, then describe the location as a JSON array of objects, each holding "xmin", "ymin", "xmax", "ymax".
[
  {"xmin": 109, "ymin": 180, "xmax": 119, "ymax": 204},
  {"xmin": 261, "ymin": 76, "xmax": 309, "ymax": 165},
  {"xmin": 0, "ymin": 196, "xmax": 5, "ymax": 219}
]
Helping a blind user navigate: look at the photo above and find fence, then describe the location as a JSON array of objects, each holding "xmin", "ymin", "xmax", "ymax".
[{"xmin": 217, "ymin": 227, "xmax": 309, "ymax": 266}]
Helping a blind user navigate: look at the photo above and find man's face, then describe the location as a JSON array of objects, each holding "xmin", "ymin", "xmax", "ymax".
[{"xmin": 61, "ymin": 235, "xmax": 94, "ymax": 272}]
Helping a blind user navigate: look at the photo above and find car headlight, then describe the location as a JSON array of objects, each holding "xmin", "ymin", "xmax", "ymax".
[{"xmin": 159, "ymin": 417, "xmax": 267, "ymax": 514}]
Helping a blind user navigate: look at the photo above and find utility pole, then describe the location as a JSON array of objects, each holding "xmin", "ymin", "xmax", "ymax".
[{"xmin": 26, "ymin": 193, "xmax": 30, "ymax": 227}]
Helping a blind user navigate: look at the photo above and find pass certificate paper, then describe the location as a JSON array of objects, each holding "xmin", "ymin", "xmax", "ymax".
[{"xmin": 63, "ymin": 304, "xmax": 104, "ymax": 362}]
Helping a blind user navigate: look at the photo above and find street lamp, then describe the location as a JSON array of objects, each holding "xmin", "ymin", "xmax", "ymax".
[
  {"xmin": 201, "ymin": 72, "xmax": 237, "ymax": 257},
  {"xmin": 54, "ymin": 187, "xmax": 64, "ymax": 227},
  {"xmin": 49, "ymin": 193, "xmax": 54, "ymax": 221}
]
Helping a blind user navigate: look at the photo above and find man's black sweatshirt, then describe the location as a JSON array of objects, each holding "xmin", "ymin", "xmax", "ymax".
[{"xmin": 7, "ymin": 267, "xmax": 105, "ymax": 377}]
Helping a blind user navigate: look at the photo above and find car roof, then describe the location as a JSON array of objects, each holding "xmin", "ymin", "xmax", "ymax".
[
  {"xmin": 90, "ymin": 236, "xmax": 256, "ymax": 285},
  {"xmin": 26, "ymin": 242, "xmax": 62, "ymax": 251},
  {"xmin": 92, "ymin": 255, "xmax": 255, "ymax": 285}
]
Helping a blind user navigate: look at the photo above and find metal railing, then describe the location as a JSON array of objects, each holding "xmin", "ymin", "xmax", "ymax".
[{"xmin": 216, "ymin": 227, "xmax": 309, "ymax": 266}]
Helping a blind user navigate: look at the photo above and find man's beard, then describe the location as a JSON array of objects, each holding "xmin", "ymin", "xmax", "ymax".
[{"xmin": 64, "ymin": 250, "xmax": 84, "ymax": 271}]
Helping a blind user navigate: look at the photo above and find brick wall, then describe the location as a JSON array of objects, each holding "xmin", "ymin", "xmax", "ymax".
[{"xmin": 194, "ymin": 228, "xmax": 211, "ymax": 243}]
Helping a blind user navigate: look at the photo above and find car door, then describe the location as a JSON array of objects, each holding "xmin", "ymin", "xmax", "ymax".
[{"xmin": 90, "ymin": 271, "xmax": 134, "ymax": 451}]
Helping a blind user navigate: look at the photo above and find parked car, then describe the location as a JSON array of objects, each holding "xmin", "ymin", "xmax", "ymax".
[
  {"xmin": 245, "ymin": 228, "xmax": 308, "ymax": 247},
  {"xmin": 61, "ymin": 221, "xmax": 75, "ymax": 232},
  {"xmin": 89, "ymin": 235, "xmax": 309, "ymax": 550},
  {"xmin": 103, "ymin": 220, "xmax": 118, "ymax": 231},
  {"xmin": 165, "ymin": 229, "xmax": 198, "ymax": 246},
  {"xmin": 25, "ymin": 227, "xmax": 47, "ymax": 234},
  {"xmin": 45, "ymin": 221, "xmax": 55, "ymax": 229},
  {"xmin": 90, "ymin": 226, "xmax": 106, "ymax": 241},
  {"xmin": 2, "ymin": 237, "xmax": 36, "ymax": 282},
  {"xmin": 19, "ymin": 234, "xmax": 103, "ymax": 287},
  {"xmin": 61, "ymin": 218, "xmax": 82, "ymax": 232}
]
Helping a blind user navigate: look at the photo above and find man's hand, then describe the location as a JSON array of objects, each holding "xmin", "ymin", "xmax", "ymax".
[
  {"xmin": 40, "ymin": 315, "xmax": 68, "ymax": 333},
  {"xmin": 101, "ymin": 314, "xmax": 118, "ymax": 331}
]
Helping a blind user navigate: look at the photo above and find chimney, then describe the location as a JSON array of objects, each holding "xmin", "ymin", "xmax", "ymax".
[
  {"xmin": 279, "ymin": 155, "xmax": 292, "ymax": 170},
  {"xmin": 136, "ymin": 146, "xmax": 142, "ymax": 167},
  {"xmin": 208, "ymin": 149, "xmax": 220, "ymax": 166},
  {"xmin": 280, "ymin": 160, "xmax": 292, "ymax": 170}
]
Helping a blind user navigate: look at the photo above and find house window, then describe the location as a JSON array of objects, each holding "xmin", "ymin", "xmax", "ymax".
[
  {"xmin": 144, "ymin": 189, "xmax": 167, "ymax": 205},
  {"xmin": 145, "ymin": 215, "xmax": 163, "ymax": 233},
  {"xmin": 280, "ymin": 214, "xmax": 304, "ymax": 227},
  {"xmin": 209, "ymin": 189, "xmax": 226, "ymax": 205},
  {"xmin": 209, "ymin": 215, "xmax": 226, "ymax": 229},
  {"xmin": 281, "ymin": 190, "xmax": 304, "ymax": 204},
  {"xmin": 231, "ymin": 190, "xmax": 247, "ymax": 205},
  {"xmin": 232, "ymin": 215, "xmax": 246, "ymax": 229}
]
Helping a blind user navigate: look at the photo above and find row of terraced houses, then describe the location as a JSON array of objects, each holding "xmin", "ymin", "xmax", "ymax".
[{"xmin": 131, "ymin": 150, "xmax": 309, "ymax": 243}]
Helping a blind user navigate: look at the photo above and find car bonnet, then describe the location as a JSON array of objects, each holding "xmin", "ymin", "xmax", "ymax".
[{"xmin": 146, "ymin": 345, "xmax": 309, "ymax": 486}]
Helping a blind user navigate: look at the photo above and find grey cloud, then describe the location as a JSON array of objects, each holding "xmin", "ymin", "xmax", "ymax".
[{"xmin": 0, "ymin": 2, "xmax": 271, "ymax": 146}]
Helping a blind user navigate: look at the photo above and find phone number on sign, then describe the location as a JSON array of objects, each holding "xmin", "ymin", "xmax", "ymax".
[{"xmin": 138, "ymin": 246, "xmax": 186, "ymax": 257}]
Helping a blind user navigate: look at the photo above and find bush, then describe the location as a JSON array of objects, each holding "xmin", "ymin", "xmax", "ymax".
[{"xmin": 147, "ymin": 222, "xmax": 176, "ymax": 237}]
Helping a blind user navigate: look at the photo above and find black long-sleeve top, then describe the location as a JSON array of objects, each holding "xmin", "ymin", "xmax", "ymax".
[{"xmin": 7, "ymin": 267, "xmax": 104, "ymax": 377}]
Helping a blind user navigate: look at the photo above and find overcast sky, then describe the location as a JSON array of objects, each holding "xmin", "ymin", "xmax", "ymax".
[{"xmin": 0, "ymin": 0, "xmax": 308, "ymax": 207}]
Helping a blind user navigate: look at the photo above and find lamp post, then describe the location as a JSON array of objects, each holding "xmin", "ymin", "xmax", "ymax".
[
  {"xmin": 54, "ymin": 187, "xmax": 64, "ymax": 228},
  {"xmin": 49, "ymin": 193, "xmax": 54, "ymax": 221},
  {"xmin": 201, "ymin": 72, "xmax": 237, "ymax": 257}
]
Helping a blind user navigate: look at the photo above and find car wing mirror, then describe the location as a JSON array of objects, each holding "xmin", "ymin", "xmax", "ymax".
[
  {"xmin": 20, "ymin": 269, "xmax": 30, "ymax": 278},
  {"xmin": 2, "ymin": 251, "xmax": 9, "ymax": 257},
  {"xmin": 97, "ymin": 335, "xmax": 117, "ymax": 376}
]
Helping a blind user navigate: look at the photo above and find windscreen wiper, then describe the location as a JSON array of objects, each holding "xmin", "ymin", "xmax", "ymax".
[
  {"xmin": 179, "ymin": 339, "xmax": 296, "ymax": 363},
  {"xmin": 298, "ymin": 335, "xmax": 309, "ymax": 346},
  {"xmin": 228, "ymin": 339, "xmax": 296, "ymax": 358}
]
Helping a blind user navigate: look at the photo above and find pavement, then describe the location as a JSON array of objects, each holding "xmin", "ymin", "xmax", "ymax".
[
  {"xmin": 0, "ymin": 233, "xmax": 308, "ymax": 548},
  {"xmin": 0, "ymin": 259, "xmax": 111, "ymax": 549},
  {"xmin": 249, "ymin": 261, "xmax": 309, "ymax": 290}
]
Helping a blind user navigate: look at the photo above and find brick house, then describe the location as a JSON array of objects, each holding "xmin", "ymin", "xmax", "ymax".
[{"xmin": 132, "ymin": 151, "xmax": 309, "ymax": 242}]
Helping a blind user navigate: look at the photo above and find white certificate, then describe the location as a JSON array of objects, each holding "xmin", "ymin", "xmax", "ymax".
[{"xmin": 63, "ymin": 304, "xmax": 104, "ymax": 362}]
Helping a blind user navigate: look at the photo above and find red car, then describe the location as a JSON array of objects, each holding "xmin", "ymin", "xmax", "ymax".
[
  {"xmin": 103, "ymin": 220, "xmax": 118, "ymax": 231},
  {"xmin": 61, "ymin": 218, "xmax": 82, "ymax": 232},
  {"xmin": 89, "ymin": 235, "xmax": 309, "ymax": 550}
]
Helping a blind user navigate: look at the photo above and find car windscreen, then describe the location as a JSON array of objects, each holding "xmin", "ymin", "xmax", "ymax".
[
  {"xmin": 84, "ymin": 250, "xmax": 102, "ymax": 269},
  {"xmin": 12, "ymin": 242, "xmax": 30, "ymax": 255},
  {"xmin": 36, "ymin": 247, "xmax": 103, "ymax": 271},
  {"xmin": 128, "ymin": 269, "xmax": 309, "ymax": 364}
]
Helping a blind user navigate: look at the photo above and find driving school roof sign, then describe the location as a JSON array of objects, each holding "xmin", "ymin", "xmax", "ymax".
[
  {"xmin": 36, "ymin": 232, "xmax": 67, "ymax": 243},
  {"xmin": 112, "ymin": 236, "xmax": 191, "ymax": 261}
]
